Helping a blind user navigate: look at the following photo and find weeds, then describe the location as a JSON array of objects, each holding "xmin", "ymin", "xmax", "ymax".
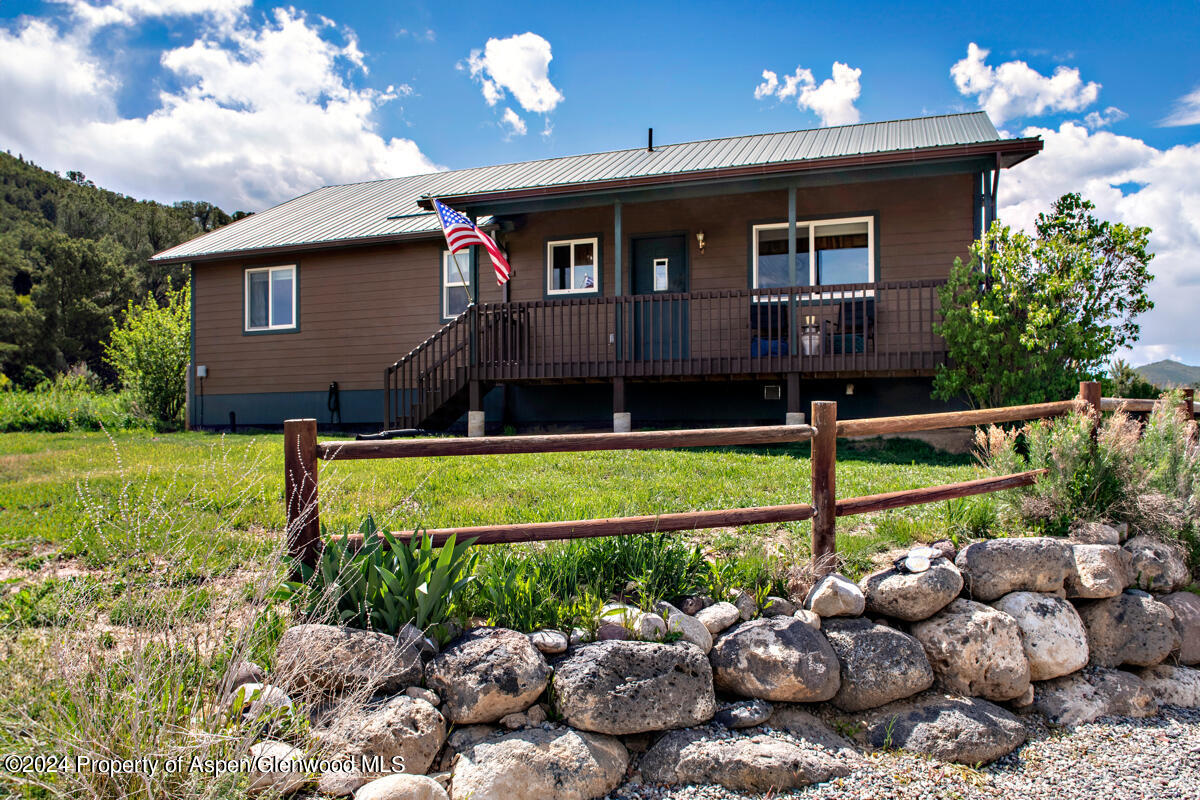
[{"xmin": 978, "ymin": 391, "xmax": 1200, "ymax": 565}]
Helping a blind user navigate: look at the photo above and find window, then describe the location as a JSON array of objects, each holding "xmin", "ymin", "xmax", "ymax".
[
  {"xmin": 547, "ymin": 237, "xmax": 598, "ymax": 295},
  {"xmin": 244, "ymin": 265, "xmax": 296, "ymax": 332},
  {"xmin": 752, "ymin": 217, "xmax": 873, "ymax": 288},
  {"xmin": 442, "ymin": 250, "xmax": 473, "ymax": 320}
]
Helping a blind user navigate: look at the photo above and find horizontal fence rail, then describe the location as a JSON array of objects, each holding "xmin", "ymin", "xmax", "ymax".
[
  {"xmin": 346, "ymin": 503, "xmax": 819, "ymax": 548},
  {"xmin": 316, "ymin": 424, "xmax": 815, "ymax": 460},
  {"xmin": 286, "ymin": 383, "xmax": 1196, "ymax": 575}
]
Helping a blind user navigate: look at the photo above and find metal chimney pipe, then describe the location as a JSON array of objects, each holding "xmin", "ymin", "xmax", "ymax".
[{"xmin": 648, "ymin": 127, "xmax": 653, "ymax": 152}]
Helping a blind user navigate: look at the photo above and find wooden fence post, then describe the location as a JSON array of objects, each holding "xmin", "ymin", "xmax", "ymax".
[
  {"xmin": 1080, "ymin": 381, "xmax": 1101, "ymax": 440},
  {"xmin": 284, "ymin": 418, "xmax": 321, "ymax": 571},
  {"xmin": 811, "ymin": 400, "xmax": 838, "ymax": 577},
  {"xmin": 1183, "ymin": 388, "xmax": 1195, "ymax": 421}
]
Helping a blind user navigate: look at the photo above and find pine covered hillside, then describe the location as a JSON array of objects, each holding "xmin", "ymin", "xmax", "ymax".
[
  {"xmin": 0, "ymin": 151, "xmax": 246, "ymax": 386},
  {"xmin": 1135, "ymin": 359, "xmax": 1200, "ymax": 388}
]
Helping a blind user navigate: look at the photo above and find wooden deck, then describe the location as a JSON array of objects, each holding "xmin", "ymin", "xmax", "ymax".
[{"xmin": 386, "ymin": 279, "xmax": 948, "ymax": 429}]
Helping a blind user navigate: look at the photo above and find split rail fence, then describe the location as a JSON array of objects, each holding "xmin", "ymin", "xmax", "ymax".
[{"xmin": 284, "ymin": 383, "xmax": 1197, "ymax": 574}]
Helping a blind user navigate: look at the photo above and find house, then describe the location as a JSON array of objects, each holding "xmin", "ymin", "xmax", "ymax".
[{"xmin": 150, "ymin": 112, "xmax": 1041, "ymax": 433}]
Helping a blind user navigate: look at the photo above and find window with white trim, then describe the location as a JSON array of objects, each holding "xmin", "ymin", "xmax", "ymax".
[
  {"xmin": 547, "ymin": 237, "xmax": 598, "ymax": 294},
  {"xmin": 752, "ymin": 217, "xmax": 874, "ymax": 288},
  {"xmin": 442, "ymin": 250, "xmax": 472, "ymax": 319},
  {"xmin": 244, "ymin": 265, "xmax": 297, "ymax": 331}
]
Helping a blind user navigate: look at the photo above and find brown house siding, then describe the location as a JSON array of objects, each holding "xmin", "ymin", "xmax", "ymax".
[
  {"xmin": 194, "ymin": 241, "xmax": 445, "ymax": 397},
  {"xmin": 193, "ymin": 172, "xmax": 972, "ymax": 413}
]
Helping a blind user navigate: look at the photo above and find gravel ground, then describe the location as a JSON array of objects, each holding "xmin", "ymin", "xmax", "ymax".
[{"xmin": 610, "ymin": 706, "xmax": 1200, "ymax": 800}]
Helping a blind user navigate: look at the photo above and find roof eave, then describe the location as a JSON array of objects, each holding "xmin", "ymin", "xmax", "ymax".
[
  {"xmin": 149, "ymin": 229, "xmax": 449, "ymax": 266},
  {"xmin": 418, "ymin": 138, "xmax": 1043, "ymax": 210}
]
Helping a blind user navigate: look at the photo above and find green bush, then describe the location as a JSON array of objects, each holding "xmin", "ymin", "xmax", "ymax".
[
  {"xmin": 280, "ymin": 516, "xmax": 476, "ymax": 644},
  {"xmin": 0, "ymin": 373, "xmax": 147, "ymax": 432},
  {"xmin": 978, "ymin": 392, "xmax": 1199, "ymax": 561},
  {"xmin": 104, "ymin": 281, "xmax": 190, "ymax": 426}
]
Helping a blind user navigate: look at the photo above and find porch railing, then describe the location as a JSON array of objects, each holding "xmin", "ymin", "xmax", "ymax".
[
  {"xmin": 386, "ymin": 279, "xmax": 947, "ymax": 429},
  {"xmin": 473, "ymin": 279, "xmax": 946, "ymax": 380}
]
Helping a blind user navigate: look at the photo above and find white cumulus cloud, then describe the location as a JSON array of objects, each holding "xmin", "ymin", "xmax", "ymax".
[
  {"xmin": 500, "ymin": 107, "xmax": 527, "ymax": 137},
  {"xmin": 952, "ymin": 42, "xmax": 1100, "ymax": 124},
  {"xmin": 466, "ymin": 32, "xmax": 563, "ymax": 114},
  {"xmin": 1084, "ymin": 106, "xmax": 1127, "ymax": 129},
  {"xmin": 1000, "ymin": 122, "xmax": 1200, "ymax": 364},
  {"xmin": 52, "ymin": 0, "xmax": 252, "ymax": 29},
  {"xmin": 754, "ymin": 62, "xmax": 862, "ymax": 126},
  {"xmin": 1162, "ymin": 86, "xmax": 1200, "ymax": 127},
  {"xmin": 0, "ymin": 7, "xmax": 437, "ymax": 211}
]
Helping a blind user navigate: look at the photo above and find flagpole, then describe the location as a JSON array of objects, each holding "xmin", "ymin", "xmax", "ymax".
[{"xmin": 432, "ymin": 197, "xmax": 475, "ymax": 306}]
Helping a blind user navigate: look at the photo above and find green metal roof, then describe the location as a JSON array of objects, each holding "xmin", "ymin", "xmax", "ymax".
[{"xmin": 152, "ymin": 112, "xmax": 1039, "ymax": 264}]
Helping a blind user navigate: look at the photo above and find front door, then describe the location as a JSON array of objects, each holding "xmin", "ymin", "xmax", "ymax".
[{"xmin": 631, "ymin": 235, "xmax": 689, "ymax": 360}]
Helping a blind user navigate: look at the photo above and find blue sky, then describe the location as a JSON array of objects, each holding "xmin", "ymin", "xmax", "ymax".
[{"xmin": 0, "ymin": 0, "xmax": 1197, "ymax": 363}]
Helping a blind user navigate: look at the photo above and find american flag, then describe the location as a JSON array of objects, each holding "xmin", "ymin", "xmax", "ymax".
[{"xmin": 432, "ymin": 198, "xmax": 512, "ymax": 285}]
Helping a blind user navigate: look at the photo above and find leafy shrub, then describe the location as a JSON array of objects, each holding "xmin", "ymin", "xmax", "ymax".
[
  {"xmin": 281, "ymin": 516, "xmax": 476, "ymax": 643},
  {"xmin": 104, "ymin": 281, "xmax": 190, "ymax": 426},
  {"xmin": 978, "ymin": 393, "xmax": 1199, "ymax": 561},
  {"xmin": 0, "ymin": 373, "xmax": 146, "ymax": 432}
]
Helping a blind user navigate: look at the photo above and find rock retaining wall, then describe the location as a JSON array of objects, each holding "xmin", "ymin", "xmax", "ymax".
[{"xmin": 238, "ymin": 528, "xmax": 1200, "ymax": 798}]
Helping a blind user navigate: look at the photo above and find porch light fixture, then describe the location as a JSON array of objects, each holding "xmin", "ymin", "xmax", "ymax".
[
  {"xmin": 845, "ymin": 383, "xmax": 855, "ymax": 396},
  {"xmin": 696, "ymin": 230, "xmax": 706, "ymax": 254}
]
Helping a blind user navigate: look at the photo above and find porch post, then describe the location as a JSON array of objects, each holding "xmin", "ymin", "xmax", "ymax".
[
  {"xmin": 613, "ymin": 199, "xmax": 625, "ymax": 367},
  {"xmin": 787, "ymin": 186, "xmax": 798, "ymax": 351},
  {"xmin": 613, "ymin": 377, "xmax": 630, "ymax": 432},
  {"xmin": 786, "ymin": 373, "xmax": 804, "ymax": 425},
  {"xmin": 468, "ymin": 379, "xmax": 485, "ymax": 437}
]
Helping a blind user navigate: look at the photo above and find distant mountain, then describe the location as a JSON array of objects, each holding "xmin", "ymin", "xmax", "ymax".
[{"xmin": 1135, "ymin": 360, "xmax": 1200, "ymax": 388}]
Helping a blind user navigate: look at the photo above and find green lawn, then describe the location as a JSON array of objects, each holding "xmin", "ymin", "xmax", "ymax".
[{"xmin": 0, "ymin": 429, "xmax": 983, "ymax": 579}]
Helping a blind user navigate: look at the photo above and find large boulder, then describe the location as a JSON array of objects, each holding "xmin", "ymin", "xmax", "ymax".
[
  {"xmin": 1124, "ymin": 535, "xmax": 1191, "ymax": 593},
  {"xmin": 639, "ymin": 729, "xmax": 854, "ymax": 792},
  {"xmin": 1077, "ymin": 592, "xmax": 1180, "ymax": 667},
  {"xmin": 859, "ymin": 560, "xmax": 963, "ymax": 622},
  {"xmin": 821, "ymin": 618, "xmax": 933, "ymax": 711},
  {"xmin": 709, "ymin": 617, "xmax": 840, "ymax": 703},
  {"xmin": 853, "ymin": 693, "xmax": 1027, "ymax": 764},
  {"xmin": 990, "ymin": 592, "xmax": 1089, "ymax": 681},
  {"xmin": 1033, "ymin": 667, "xmax": 1158, "ymax": 725},
  {"xmin": 247, "ymin": 741, "xmax": 309, "ymax": 795},
  {"xmin": 1160, "ymin": 591, "xmax": 1200, "ymax": 665},
  {"xmin": 1065, "ymin": 544, "xmax": 1133, "ymax": 599},
  {"xmin": 315, "ymin": 695, "xmax": 446, "ymax": 794},
  {"xmin": 955, "ymin": 538, "xmax": 1071, "ymax": 602},
  {"xmin": 762, "ymin": 705, "xmax": 863, "ymax": 758},
  {"xmin": 805, "ymin": 573, "xmax": 865, "ymax": 617},
  {"xmin": 910, "ymin": 599, "xmax": 1031, "ymax": 701},
  {"xmin": 449, "ymin": 727, "xmax": 627, "ymax": 800},
  {"xmin": 1136, "ymin": 664, "xmax": 1200, "ymax": 708},
  {"xmin": 426, "ymin": 628, "xmax": 549, "ymax": 724},
  {"xmin": 1068, "ymin": 521, "xmax": 1122, "ymax": 545},
  {"xmin": 695, "ymin": 601, "xmax": 740, "ymax": 635},
  {"xmin": 356, "ymin": 775, "xmax": 448, "ymax": 800},
  {"xmin": 552, "ymin": 641, "xmax": 715, "ymax": 735},
  {"xmin": 274, "ymin": 624, "xmax": 423, "ymax": 696}
]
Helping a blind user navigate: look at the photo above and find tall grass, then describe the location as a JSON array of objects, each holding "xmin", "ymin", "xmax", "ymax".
[
  {"xmin": 978, "ymin": 391, "xmax": 1200, "ymax": 562},
  {"xmin": 0, "ymin": 374, "xmax": 149, "ymax": 433},
  {"xmin": 0, "ymin": 436, "xmax": 297, "ymax": 800}
]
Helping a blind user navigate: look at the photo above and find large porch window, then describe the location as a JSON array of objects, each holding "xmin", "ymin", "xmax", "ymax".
[{"xmin": 752, "ymin": 217, "xmax": 874, "ymax": 288}]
